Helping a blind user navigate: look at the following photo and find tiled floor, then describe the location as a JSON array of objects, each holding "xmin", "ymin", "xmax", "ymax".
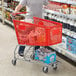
[{"xmin": 0, "ymin": 23, "xmax": 76, "ymax": 76}]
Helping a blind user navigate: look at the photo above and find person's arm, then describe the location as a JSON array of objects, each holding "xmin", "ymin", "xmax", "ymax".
[
  {"xmin": 14, "ymin": 0, "xmax": 27, "ymax": 13},
  {"xmin": 14, "ymin": 4, "xmax": 23, "ymax": 13}
]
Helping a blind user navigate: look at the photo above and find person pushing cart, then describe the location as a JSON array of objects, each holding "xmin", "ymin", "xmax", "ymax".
[
  {"xmin": 13, "ymin": 0, "xmax": 49, "ymax": 57},
  {"xmin": 12, "ymin": 0, "xmax": 62, "ymax": 73}
]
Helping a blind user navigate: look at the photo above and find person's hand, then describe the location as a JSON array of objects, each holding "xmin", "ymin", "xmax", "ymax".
[{"xmin": 12, "ymin": 11, "xmax": 17, "ymax": 16}]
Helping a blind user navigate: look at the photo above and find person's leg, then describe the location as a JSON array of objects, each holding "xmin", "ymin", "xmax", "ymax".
[{"xmin": 18, "ymin": 46, "xmax": 25, "ymax": 56}]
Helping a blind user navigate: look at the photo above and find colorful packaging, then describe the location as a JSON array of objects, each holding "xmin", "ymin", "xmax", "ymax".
[
  {"xmin": 34, "ymin": 48, "xmax": 56, "ymax": 64},
  {"xmin": 66, "ymin": 36, "xmax": 76, "ymax": 54},
  {"xmin": 67, "ymin": 43, "xmax": 76, "ymax": 54},
  {"xmin": 47, "ymin": 1, "xmax": 62, "ymax": 13},
  {"xmin": 62, "ymin": 4, "xmax": 70, "ymax": 14},
  {"xmin": 70, "ymin": 5, "xmax": 76, "ymax": 15},
  {"xmin": 67, "ymin": 36, "xmax": 76, "ymax": 46}
]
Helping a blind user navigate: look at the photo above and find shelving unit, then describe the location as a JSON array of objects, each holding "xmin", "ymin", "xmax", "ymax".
[
  {"xmin": 0, "ymin": 0, "xmax": 25, "ymax": 26},
  {"xmin": 51, "ymin": 0, "xmax": 76, "ymax": 5},
  {"xmin": 50, "ymin": 44, "xmax": 76, "ymax": 62},
  {"xmin": 44, "ymin": 0, "xmax": 76, "ymax": 62},
  {"xmin": 44, "ymin": 9, "xmax": 76, "ymax": 20}
]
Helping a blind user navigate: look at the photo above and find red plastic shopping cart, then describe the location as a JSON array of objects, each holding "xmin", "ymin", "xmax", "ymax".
[
  {"xmin": 13, "ymin": 15, "xmax": 62, "ymax": 46},
  {"xmin": 11, "ymin": 12, "xmax": 62, "ymax": 73}
]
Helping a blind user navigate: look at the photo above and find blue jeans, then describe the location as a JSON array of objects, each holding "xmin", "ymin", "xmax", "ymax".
[{"xmin": 18, "ymin": 46, "xmax": 40, "ymax": 54}]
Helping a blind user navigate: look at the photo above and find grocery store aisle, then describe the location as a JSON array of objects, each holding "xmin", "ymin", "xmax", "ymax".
[{"xmin": 0, "ymin": 23, "xmax": 76, "ymax": 76}]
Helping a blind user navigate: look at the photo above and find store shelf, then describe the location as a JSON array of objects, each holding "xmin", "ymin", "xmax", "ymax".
[
  {"xmin": 5, "ymin": 7, "xmax": 25, "ymax": 17},
  {"xmin": 44, "ymin": 9, "xmax": 76, "ymax": 20},
  {"xmin": 50, "ymin": 44, "xmax": 76, "ymax": 62},
  {"xmin": 62, "ymin": 28, "xmax": 76, "ymax": 38},
  {"xmin": 5, "ymin": 7, "xmax": 13, "ymax": 12},
  {"xmin": 51, "ymin": 0, "xmax": 76, "ymax": 5}
]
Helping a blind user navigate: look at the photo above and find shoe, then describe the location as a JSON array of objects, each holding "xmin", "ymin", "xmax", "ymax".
[{"xmin": 18, "ymin": 46, "xmax": 25, "ymax": 57}]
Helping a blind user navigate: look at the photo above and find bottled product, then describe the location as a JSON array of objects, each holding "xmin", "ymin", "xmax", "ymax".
[
  {"xmin": 62, "ymin": 4, "xmax": 70, "ymax": 14},
  {"xmin": 69, "ymin": 19, "xmax": 75, "ymax": 37}
]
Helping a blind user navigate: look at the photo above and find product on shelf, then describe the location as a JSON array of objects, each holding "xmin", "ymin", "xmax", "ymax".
[
  {"xmin": 57, "ymin": 36, "xmax": 67, "ymax": 49},
  {"xmin": 7, "ymin": 0, "xmax": 26, "ymax": 12},
  {"xmin": 62, "ymin": 4, "xmax": 70, "ymax": 14},
  {"xmin": 67, "ymin": 44, "xmax": 76, "ymax": 54},
  {"xmin": 47, "ymin": 1, "xmax": 62, "ymax": 13},
  {"xmin": 5, "ymin": 10, "xmax": 11, "ymax": 21},
  {"xmin": 70, "ymin": 5, "xmax": 76, "ymax": 15},
  {"xmin": 67, "ymin": 36, "xmax": 76, "ymax": 54},
  {"xmin": 5, "ymin": 10, "xmax": 25, "ymax": 21},
  {"xmin": 7, "ymin": 0, "xmax": 13, "ymax": 8}
]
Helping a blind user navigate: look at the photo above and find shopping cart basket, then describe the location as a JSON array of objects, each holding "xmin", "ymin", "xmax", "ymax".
[{"xmin": 11, "ymin": 12, "xmax": 62, "ymax": 73}]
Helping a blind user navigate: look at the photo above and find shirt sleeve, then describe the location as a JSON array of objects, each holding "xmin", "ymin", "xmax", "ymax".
[
  {"xmin": 43, "ymin": 0, "xmax": 49, "ymax": 5},
  {"xmin": 19, "ymin": 0, "xmax": 27, "ymax": 6}
]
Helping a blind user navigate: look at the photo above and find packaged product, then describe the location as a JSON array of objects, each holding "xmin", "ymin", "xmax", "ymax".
[
  {"xmin": 47, "ymin": 1, "xmax": 62, "ymax": 13},
  {"xmin": 5, "ymin": 11, "xmax": 11, "ymax": 20},
  {"xmin": 62, "ymin": 4, "xmax": 70, "ymax": 14},
  {"xmin": 70, "ymin": 5, "xmax": 76, "ymax": 15}
]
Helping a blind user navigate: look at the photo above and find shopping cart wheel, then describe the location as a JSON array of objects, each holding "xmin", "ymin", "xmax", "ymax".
[
  {"xmin": 43, "ymin": 66, "xmax": 48, "ymax": 73},
  {"xmin": 12, "ymin": 59, "xmax": 16, "ymax": 66},
  {"xmin": 52, "ymin": 63, "xmax": 57, "ymax": 70}
]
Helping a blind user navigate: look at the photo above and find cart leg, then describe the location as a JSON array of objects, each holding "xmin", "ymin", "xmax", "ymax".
[
  {"xmin": 52, "ymin": 62, "xmax": 57, "ymax": 70},
  {"xmin": 12, "ymin": 45, "xmax": 19, "ymax": 66},
  {"xmin": 24, "ymin": 46, "xmax": 34, "ymax": 61}
]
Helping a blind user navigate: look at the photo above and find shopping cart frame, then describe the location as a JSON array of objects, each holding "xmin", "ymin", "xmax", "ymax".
[{"xmin": 11, "ymin": 12, "xmax": 61, "ymax": 73}]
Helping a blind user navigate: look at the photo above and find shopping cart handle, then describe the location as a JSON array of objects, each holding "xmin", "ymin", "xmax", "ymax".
[{"xmin": 12, "ymin": 12, "xmax": 27, "ymax": 15}]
